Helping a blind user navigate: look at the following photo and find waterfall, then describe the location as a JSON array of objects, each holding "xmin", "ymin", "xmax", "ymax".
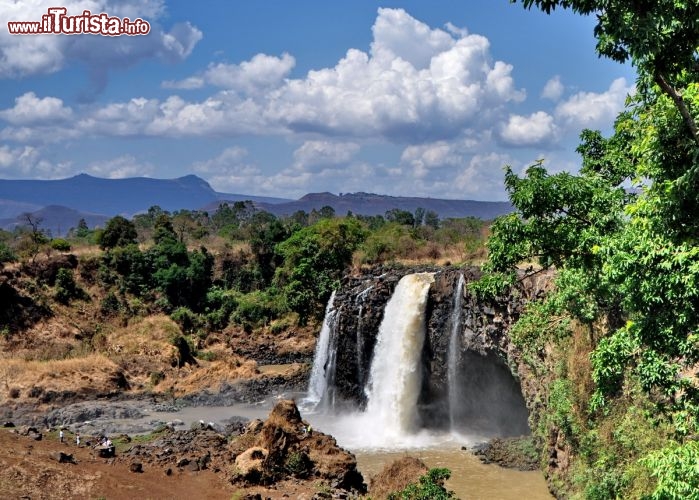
[
  {"xmin": 363, "ymin": 273, "xmax": 434, "ymax": 443},
  {"xmin": 447, "ymin": 273, "xmax": 465, "ymax": 430},
  {"xmin": 355, "ymin": 285, "xmax": 373, "ymax": 388},
  {"xmin": 306, "ymin": 291, "xmax": 337, "ymax": 407}
]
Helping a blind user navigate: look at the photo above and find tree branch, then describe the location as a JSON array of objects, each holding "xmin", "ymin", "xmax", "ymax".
[{"xmin": 655, "ymin": 73, "xmax": 699, "ymax": 147}]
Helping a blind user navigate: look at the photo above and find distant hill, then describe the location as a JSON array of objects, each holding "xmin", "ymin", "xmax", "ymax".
[
  {"xmin": 256, "ymin": 192, "xmax": 512, "ymax": 220},
  {"xmin": 214, "ymin": 192, "xmax": 292, "ymax": 205},
  {"xmin": 0, "ymin": 199, "xmax": 42, "ymax": 219},
  {"xmin": 0, "ymin": 205, "xmax": 110, "ymax": 236},
  {"xmin": 0, "ymin": 174, "xmax": 220, "ymax": 218},
  {"xmin": 0, "ymin": 175, "xmax": 512, "ymax": 235}
]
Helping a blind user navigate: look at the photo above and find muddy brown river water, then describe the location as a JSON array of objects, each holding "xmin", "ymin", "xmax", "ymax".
[
  {"xmin": 356, "ymin": 449, "xmax": 552, "ymax": 499},
  {"xmin": 115, "ymin": 398, "xmax": 553, "ymax": 499}
]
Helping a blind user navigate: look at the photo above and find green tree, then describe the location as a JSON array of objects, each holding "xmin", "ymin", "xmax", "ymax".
[
  {"xmin": 74, "ymin": 218, "xmax": 90, "ymax": 238},
  {"xmin": 516, "ymin": 0, "xmax": 699, "ymax": 143},
  {"xmin": 275, "ymin": 217, "xmax": 367, "ymax": 323},
  {"xmin": 50, "ymin": 238, "xmax": 71, "ymax": 252},
  {"xmin": 385, "ymin": 208, "xmax": 415, "ymax": 227},
  {"xmin": 98, "ymin": 216, "xmax": 138, "ymax": 250}
]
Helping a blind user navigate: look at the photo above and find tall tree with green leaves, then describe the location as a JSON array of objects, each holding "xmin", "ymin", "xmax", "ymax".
[{"xmin": 478, "ymin": 2, "xmax": 699, "ymax": 497}]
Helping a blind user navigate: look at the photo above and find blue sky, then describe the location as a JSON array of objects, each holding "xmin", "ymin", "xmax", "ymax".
[{"xmin": 0, "ymin": 0, "xmax": 635, "ymax": 201}]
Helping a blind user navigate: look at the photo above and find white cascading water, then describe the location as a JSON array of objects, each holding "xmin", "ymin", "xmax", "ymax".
[
  {"xmin": 305, "ymin": 291, "xmax": 337, "ymax": 406},
  {"xmin": 362, "ymin": 273, "xmax": 435, "ymax": 446},
  {"xmin": 355, "ymin": 285, "xmax": 373, "ymax": 388},
  {"xmin": 447, "ymin": 273, "xmax": 465, "ymax": 430}
]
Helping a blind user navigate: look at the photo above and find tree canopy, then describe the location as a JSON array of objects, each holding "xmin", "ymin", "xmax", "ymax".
[{"xmin": 478, "ymin": 2, "xmax": 699, "ymax": 497}]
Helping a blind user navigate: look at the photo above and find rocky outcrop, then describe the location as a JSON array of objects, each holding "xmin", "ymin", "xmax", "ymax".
[
  {"xmin": 232, "ymin": 399, "xmax": 366, "ymax": 492},
  {"xmin": 117, "ymin": 399, "xmax": 366, "ymax": 495},
  {"xmin": 369, "ymin": 456, "xmax": 429, "ymax": 499}
]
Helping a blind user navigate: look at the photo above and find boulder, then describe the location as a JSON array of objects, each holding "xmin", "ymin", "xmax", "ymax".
[
  {"xmin": 49, "ymin": 451, "xmax": 75, "ymax": 464},
  {"xmin": 234, "ymin": 447, "xmax": 267, "ymax": 482}
]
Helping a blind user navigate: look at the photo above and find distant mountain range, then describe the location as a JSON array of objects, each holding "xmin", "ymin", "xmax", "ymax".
[
  {"xmin": 254, "ymin": 192, "xmax": 511, "ymax": 220},
  {"xmin": 0, "ymin": 174, "xmax": 511, "ymax": 236}
]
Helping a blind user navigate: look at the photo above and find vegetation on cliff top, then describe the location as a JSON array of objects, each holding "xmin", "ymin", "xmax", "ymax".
[{"xmin": 475, "ymin": 1, "xmax": 699, "ymax": 498}]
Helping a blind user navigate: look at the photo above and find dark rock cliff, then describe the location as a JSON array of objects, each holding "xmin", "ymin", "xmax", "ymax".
[{"xmin": 327, "ymin": 265, "xmax": 552, "ymax": 437}]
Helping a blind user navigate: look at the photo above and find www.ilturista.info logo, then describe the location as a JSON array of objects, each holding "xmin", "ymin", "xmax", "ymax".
[{"xmin": 7, "ymin": 7, "xmax": 150, "ymax": 36}]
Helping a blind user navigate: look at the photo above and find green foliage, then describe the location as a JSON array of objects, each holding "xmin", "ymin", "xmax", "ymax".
[
  {"xmin": 100, "ymin": 291, "xmax": 121, "ymax": 317},
  {"xmin": 54, "ymin": 268, "xmax": 87, "ymax": 304},
  {"xmin": 73, "ymin": 218, "xmax": 91, "ymax": 239},
  {"xmin": 388, "ymin": 468, "xmax": 455, "ymax": 500},
  {"xmin": 231, "ymin": 289, "xmax": 287, "ymax": 332},
  {"xmin": 358, "ymin": 222, "xmax": 416, "ymax": 264},
  {"xmin": 149, "ymin": 370, "xmax": 165, "ymax": 386},
  {"xmin": 169, "ymin": 334, "xmax": 195, "ymax": 367},
  {"xmin": 0, "ymin": 241, "xmax": 17, "ymax": 264},
  {"xmin": 385, "ymin": 208, "xmax": 415, "ymax": 227},
  {"xmin": 641, "ymin": 442, "xmax": 699, "ymax": 500},
  {"xmin": 284, "ymin": 450, "xmax": 313, "ymax": 478},
  {"xmin": 548, "ymin": 378, "xmax": 580, "ymax": 441},
  {"xmin": 479, "ymin": 3, "xmax": 699, "ymax": 495},
  {"xmin": 50, "ymin": 238, "xmax": 71, "ymax": 252},
  {"xmin": 275, "ymin": 217, "xmax": 366, "ymax": 323},
  {"xmin": 170, "ymin": 306, "xmax": 204, "ymax": 334},
  {"xmin": 98, "ymin": 216, "xmax": 137, "ymax": 249}
]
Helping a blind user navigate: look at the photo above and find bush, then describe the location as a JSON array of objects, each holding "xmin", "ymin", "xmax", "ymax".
[
  {"xmin": 170, "ymin": 306, "xmax": 203, "ymax": 334},
  {"xmin": 50, "ymin": 238, "xmax": 71, "ymax": 252},
  {"xmin": 231, "ymin": 290, "xmax": 287, "ymax": 331},
  {"xmin": 284, "ymin": 451, "xmax": 313, "ymax": 478},
  {"xmin": 54, "ymin": 268, "xmax": 87, "ymax": 304},
  {"xmin": 149, "ymin": 371, "xmax": 165, "ymax": 387},
  {"xmin": 100, "ymin": 291, "xmax": 121, "ymax": 317},
  {"xmin": 0, "ymin": 242, "xmax": 17, "ymax": 264},
  {"xmin": 641, "ymin": 442, "xmax": 699, "ymax": 500},
  {"xmin": 388, "ymin": 468, "xmax": 455, "ymax": 500}
]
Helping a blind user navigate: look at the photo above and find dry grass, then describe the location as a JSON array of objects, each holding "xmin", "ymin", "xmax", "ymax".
[
  {"xmin": 0, "ymin": 353, "xmax": 120, "ymax": 404},
  {"xmin": 369, "ymin": 456, "xmax": 429, "ymax": 499},
  {"xmin": 105, "ymin": 314, "xmax": 179, "ymax": 359},
  {"xmin": 171, "ymin": 358, "xmax": 259, "ymax": 395}
]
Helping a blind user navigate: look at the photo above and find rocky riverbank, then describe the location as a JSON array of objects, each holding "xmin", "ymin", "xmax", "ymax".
[{"xmin": 0, "ymin": 399, "xmax": 368, "ymax": 499}]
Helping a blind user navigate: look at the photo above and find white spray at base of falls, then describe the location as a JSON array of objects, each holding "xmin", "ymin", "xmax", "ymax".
[
  {"xmin": 306, "ymin": 291, "xmax": 337, "ymax": 407},
  {"xmin": 361, "ymin": 273, "xmax": 435, "ymax": 446},
  {"xmin": 447, "ymin": 273, "xmax": 465, "ymax": 430}
]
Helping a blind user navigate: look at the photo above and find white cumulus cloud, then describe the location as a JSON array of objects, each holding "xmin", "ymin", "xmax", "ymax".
[
  {"xmin": 0, "ymin": 92, "xmax": 73, "ymax": 125},
  {"xmin": 0, "ymin": 0, "xmax": 202, "ymax": 96},
  {"xmin": 293, "ymin": 141, "xmax": 360, "ymax": 170},
  {"xmin": 542, "ymin": 75, "xmax": 564, "ymax": 101},
  {"xmin": 87, "ymin": 154, "xmax": 155, "ymax": 179},
  {"xmin": 500, "ymin": 111, "xmax": 557, "ymax": 147},
  {"xmin": 555, "ymin": 77, "xmax": 633, "ymax": 129}
]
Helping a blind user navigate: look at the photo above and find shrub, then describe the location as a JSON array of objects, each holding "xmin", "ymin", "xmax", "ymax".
[
  {"xmin": 170, "ymin": 306, "xmax": 203, "ymax": 334},
  {"xmin": 54, "ymin": 268, "xmax": 87, "ymax": 304},
  {"xmin": 388, "ymin": 468, "xmax": 455, "ymax": 500},
  {"xmin": 284, "ymin": 450, "xmax": 313, "ymax": 478},
  {"xmin": 50, "ymin": 238, "xmax": 71, "ymax": 252},
  {"xmin": 100, "ymin": 291, "xmax": 121, "ymax": 317},
  {"xmin": 0, "ymin": 242, "xmax": 17, "ymax": 265}
]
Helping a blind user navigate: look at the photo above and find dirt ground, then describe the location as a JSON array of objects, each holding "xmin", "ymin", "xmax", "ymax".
[{"xmin": 0, "ymin": 428, "xmax": 326, "ymax": 500}]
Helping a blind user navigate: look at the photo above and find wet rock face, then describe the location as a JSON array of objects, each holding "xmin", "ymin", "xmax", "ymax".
[
  {"xmin": 328, "ymin": 265, "xmax": 548, "ymax": 435},
  {"xmin": 331, "ymin": 265, "xmax": 442, "ymax": 407}
]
